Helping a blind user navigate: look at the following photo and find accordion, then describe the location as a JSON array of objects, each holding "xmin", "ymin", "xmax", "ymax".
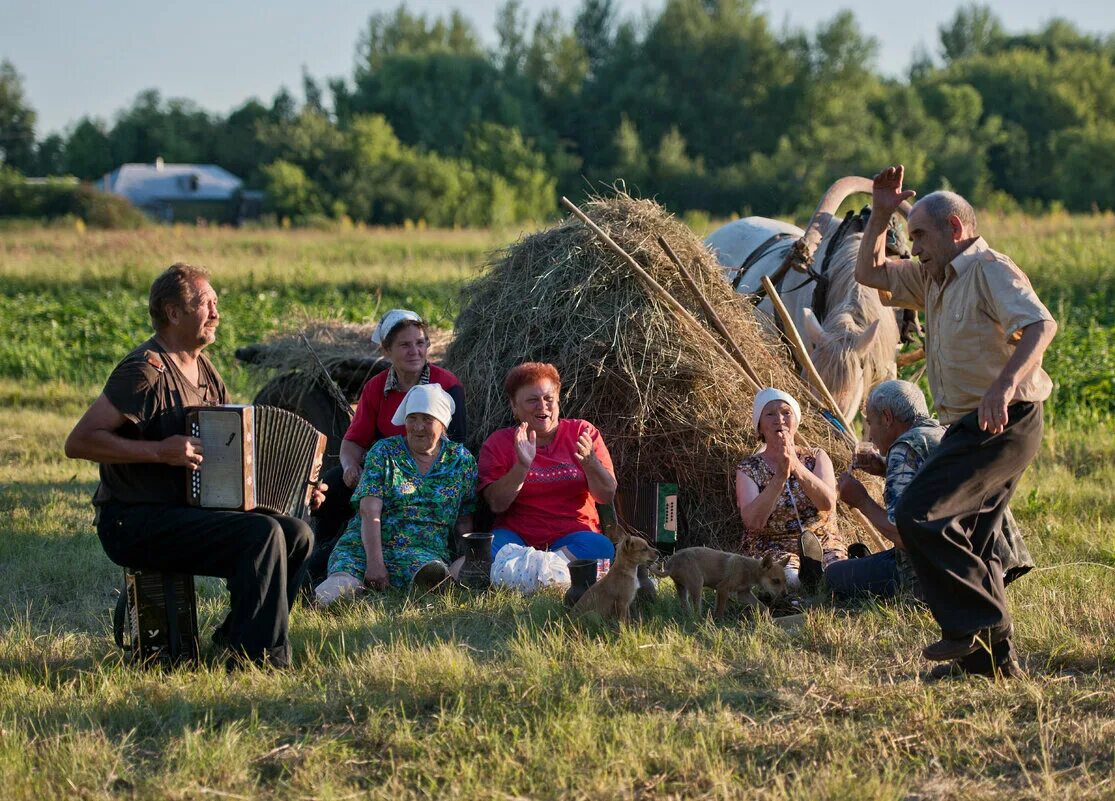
[
  {"xmin": 186, "ymin": 404, "xmax": 327, "ymax": 519},
  {"xmin": 617, "ymin": 480, "xmax": 680, "ymax": 549},
  {"xmin": 116, "ymin": 568, "xmax": 200, "ymax": 666}
]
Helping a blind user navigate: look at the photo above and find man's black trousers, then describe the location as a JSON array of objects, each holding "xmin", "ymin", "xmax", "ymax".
[
  {"xmin": 895, "ymin": 401, "xmax": 1042, "ymax": 644},
  {"xmin": 97, "ymin": 502, "xmax": 313, "ymax": 666}
]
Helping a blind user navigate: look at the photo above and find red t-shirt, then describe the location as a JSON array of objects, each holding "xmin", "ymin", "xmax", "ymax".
[
  {"xmin": 344, "ymin": 364, "xmax": 462, "ymax": 447},
  {"xmin": 477, "ymin": 417, "xmax": 614, "ymax": 547}
]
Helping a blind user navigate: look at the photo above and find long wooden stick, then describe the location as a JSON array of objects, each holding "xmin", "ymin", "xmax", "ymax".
[
  {"xmin": 656, "ymin": 236, "xmax": 762, "ymax": 387},
  {"xmin": 896, "ymin": 347, "xmax": 925, "ymax": 368},
  {"xmin": 761, "ymin": 275, "xmax": 856, "ymax": 444},
  {"xmin": 560, "ymin": 196, "xmax": 760, "ymax": 392}
]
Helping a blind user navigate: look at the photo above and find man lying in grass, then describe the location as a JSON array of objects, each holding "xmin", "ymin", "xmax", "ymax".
[{"xmin": 64, "ymin": 263, "xmax": 323, "ymax": 669}]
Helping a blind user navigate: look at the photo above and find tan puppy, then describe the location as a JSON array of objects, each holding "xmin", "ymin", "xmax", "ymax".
[
  {"xmin": 572, "ymin": 535, "xmax": 658, "ymax": 622},
  {"xmin": 656, "ymin": 547, "xmax": 790, "ymax": 617}
]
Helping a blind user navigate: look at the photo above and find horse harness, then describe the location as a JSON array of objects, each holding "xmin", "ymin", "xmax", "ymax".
[
  {"xmin": 731, "ymin": 231, "xmax": 798, "ymax": 291},
  {"xmin": 764, "ymin": 207, "xmax": 919, "ymax": 344}
]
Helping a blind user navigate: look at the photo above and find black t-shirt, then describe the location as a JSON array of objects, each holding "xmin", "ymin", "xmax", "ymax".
[{"xmin": 93, "ymin": 337, "xmax": 228, "ymax": 506}]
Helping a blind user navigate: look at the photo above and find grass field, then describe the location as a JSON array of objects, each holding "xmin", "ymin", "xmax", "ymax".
[{"xmin": 1, "ymin": 215, "xmax": 1113, "ymax": 800}]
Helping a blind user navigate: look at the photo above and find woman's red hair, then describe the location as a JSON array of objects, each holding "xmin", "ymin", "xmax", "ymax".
[{"xmin": 504, "ymin": 362, "xmax": 561, "ymax": 399}]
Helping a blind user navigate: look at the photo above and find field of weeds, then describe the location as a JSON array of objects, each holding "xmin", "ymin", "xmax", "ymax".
[{"xmin": 1, "ymin": 216, "xmax": 1113, "ymax": 800}]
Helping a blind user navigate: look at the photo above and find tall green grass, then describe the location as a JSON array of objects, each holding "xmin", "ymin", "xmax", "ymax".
[
  {"xmin": 0, "ymin": 226, "xmax": 509, "ymax": 397},
  {"xmin": 2, "ymin": 214, "xmax": 1112, "ymax": 418}
]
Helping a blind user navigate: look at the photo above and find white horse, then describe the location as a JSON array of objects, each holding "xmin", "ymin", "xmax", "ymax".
[{"xmin": 706, "ymin": 177, "xmax": 909, "ymax": 424}]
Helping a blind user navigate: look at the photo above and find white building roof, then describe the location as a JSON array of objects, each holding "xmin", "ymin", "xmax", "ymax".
[{"xmin": 100, "ymin": 160, "xmax": 243, "ymax": 206}]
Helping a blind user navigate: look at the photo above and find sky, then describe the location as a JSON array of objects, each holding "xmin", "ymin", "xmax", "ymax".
[{"xmin": 3, "ymin": 0, "xmax": 1114, "ymax": 136}]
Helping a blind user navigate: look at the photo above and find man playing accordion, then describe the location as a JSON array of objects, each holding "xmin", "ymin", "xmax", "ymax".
[{"xmin": 66, "ymin": 263, "xmax": 319, "ymax": 668}]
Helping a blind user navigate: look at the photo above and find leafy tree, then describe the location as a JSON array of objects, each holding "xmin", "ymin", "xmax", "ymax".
[
  {"xmin": 302, "ymin": 68, "xmax": 327, "ymax": 116},
  {"xmin": 814, "ymin": 11, "xmax": 878, "ymax": 78},
  {"xmin": 941, "ymin": 45, "xmax": 1115, "ymax": 201},
  {"xmin": 261, "ymin": 159, "xmax": 324, "ymax": 219},
  {"xmin": 462, "ymin": 122, "xmax": 556, "ymax": 221},
  {"xmin": 635, "ymin": 0, "xmax": 804, "ymax": 169},
  {"xmin": 33, "ymin": 133, "xmax": 66, "ymax": 175},
  {"xmin": 269, "ymin": 87, "xmax": 298, "ymax": 124},
  {"xmin": 213, "ymin": 99, "xmax": 270, "ymax": 184},
  {"xmin": 940, "ymin": 4, "xmax": 1004, "ymax": 62},
  {"xmin": 0, "ymin": 60, "xmax": 37, "ymax": 172},
  {"xmin": 611, "ymin": 114, "xmax": 647, "ymax": 185},
  {"xmin": 63, "ymin": 118, "xmax": 114, "ymax": 180},
  {"xmin": 525, "ymin": 10, "xmax": 588, "ymax": 103},
  {"xmin": 354, "ymin": 51, "xmax": 540, "ymax": 154},
  {"xmin": 574, "ymin": 0, "xmax": 617, "ymax": 77},
  {"xmin": 256, "ymin": 108, "xmax": 350, "ymax": 189},
  {"xmin": 495, "ymin": 0, "xmax": 529, "ymax": 75},
  {"xmin": 355, "ymin": 5, "xmax": 481, "ymax": 75},
  {"xmin": 108, "ymin": 90, "xmax": 217, "ymax": 165},
  {"xmin": 1052, "ymin": 122, "xmax": 1115, "ymax": 210}
]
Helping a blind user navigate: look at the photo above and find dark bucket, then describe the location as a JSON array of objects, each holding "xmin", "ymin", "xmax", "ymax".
[
  {"xmin": 563, "ymin": 558, "xmax": 598, "ymax": 607},
  {"xmin": 458, "ymin": 532, "xmax": 494, "ymax": 592}
]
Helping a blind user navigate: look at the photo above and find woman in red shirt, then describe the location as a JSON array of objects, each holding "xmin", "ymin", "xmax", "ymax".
[
  {"xmin": 478, "ymin": 362, "xmax": 616, "ymax": 561},
  {"xmin": 308, "ymin": 309, "xmax": 466, "ymax": 584}
]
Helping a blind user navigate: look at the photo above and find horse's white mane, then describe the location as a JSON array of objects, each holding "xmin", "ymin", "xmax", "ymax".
[{"xmin": 809, "ymin": 222, "xmax": 900, "ymax": 395}]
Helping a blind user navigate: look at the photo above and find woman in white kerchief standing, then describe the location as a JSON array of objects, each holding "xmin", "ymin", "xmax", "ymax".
[{"xmin": 735, "ymin": 388, "xmax": 845, "ymax": 590}]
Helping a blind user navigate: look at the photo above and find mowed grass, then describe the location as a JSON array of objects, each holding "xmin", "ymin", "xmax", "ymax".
[{"xmin": 2, "ymin": 218, "xmax": 1114, "ymax": 800}]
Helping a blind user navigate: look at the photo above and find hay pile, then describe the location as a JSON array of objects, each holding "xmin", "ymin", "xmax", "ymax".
[
  {"xmin": 445, "ymin": 193, "xmax": 885, "ymax": 552},
  {"xmin": 236, "ymin": 320, "xmax": 451, "ymax": 377}
]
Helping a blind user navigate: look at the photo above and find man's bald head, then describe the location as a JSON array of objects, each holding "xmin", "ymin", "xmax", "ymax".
[{"xmin": 912, "ymin": 190, "xmax": 978, "ymax": 238}]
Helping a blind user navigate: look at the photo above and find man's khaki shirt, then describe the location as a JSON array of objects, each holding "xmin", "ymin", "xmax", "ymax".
[{"xmin": 880, "ymin": 237, "xmax": 1054, "ymax": 425}]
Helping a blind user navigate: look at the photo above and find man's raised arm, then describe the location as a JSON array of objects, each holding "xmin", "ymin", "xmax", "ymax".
[{"xmin": 856, "ymin": 165, "xmax": 917, "ymax": 290}]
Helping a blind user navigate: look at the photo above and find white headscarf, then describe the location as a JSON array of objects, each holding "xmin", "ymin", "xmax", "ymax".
[
  {"xmin": 372, "ymin": 308, "xmax": 423, "ymax": 346},
  {"xmin": 752, "ymin": 387, "xmax": 801, "ymax": 433},
  {"xmin": 391, "ymin": 384, "xmax": 455, "ymax": 429}
]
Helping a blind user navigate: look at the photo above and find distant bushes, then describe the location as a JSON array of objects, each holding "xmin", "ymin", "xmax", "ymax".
[
  {"xmin": 0, "ymin": 168, "xmax": 147, "ymax": 228},
  {"xmin": 259, "ymin": 114, "xmax": 555, "ymax": 227}
]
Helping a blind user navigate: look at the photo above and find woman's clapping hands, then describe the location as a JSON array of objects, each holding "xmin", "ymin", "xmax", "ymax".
[{"xmin": 514, "ymin": 422, "xmax": 537, "ymax": 469}]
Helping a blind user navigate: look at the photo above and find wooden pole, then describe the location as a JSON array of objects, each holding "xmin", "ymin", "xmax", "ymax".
[
  {"xmin": 656, "ymin": 235, "xmax": 762, "ymax": 387},
  {"xmin": 896, "ymin": 347, "xmax": 925, "ymax": 368},
  {"xmin": 760, "ymin": 275, "xmax": 856, "ymax": 444},
  {"xmin": 560, "ymin": 196, "xmax": 760, "ymax": 392}
]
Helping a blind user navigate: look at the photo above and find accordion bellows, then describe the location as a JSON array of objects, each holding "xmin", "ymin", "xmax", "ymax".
[{"xmin": 186, "ymin": 405, "xmax": 327, "ymax": 519}]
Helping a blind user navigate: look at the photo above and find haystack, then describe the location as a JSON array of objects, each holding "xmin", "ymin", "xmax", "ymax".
[
  {"xmin": 236, "ymin": 319, "xmax": 452, "ymax": 377},
  {"xmin": 444, "ymin": 192, "xmax": 885, "ymax": 552}
]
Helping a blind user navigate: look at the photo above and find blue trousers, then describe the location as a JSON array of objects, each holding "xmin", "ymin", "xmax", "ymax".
[
  {"xmin": 491, "ymin": 528, "xmax": 615, "ymax": 561},
  {"xmin": 824, "ymin": 548, "xmax": 901, "ymax": 598}
]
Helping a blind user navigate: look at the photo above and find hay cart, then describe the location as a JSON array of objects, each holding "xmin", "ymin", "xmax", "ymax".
[
  {"xmin": 234, "ymin": 335, "xmax": 388, "ymax": 474},
  {"xmin": 234, "ymin": 324, "xmax": 452, "ymax": 474}
]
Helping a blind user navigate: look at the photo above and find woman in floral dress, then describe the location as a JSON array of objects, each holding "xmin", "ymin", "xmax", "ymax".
[
  {"xmin": 314, "ymin": 384, "xmax": 476, "ymax": 606},
  {"xmin": 735, "ymin": 388, "xmax": 845, "ymax": 591}
]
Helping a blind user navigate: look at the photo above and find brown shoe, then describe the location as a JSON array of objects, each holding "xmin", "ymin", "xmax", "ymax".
[{"xmin": 922, "ymin": 625, "xmax": 1013, "ymax": 662}]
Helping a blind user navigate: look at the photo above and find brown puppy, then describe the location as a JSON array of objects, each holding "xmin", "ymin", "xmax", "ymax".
[
  {"xmin": 656, "ymin": 547, "xmax": 790, "ymax": 617},
  {"xmin": 572, "ymin": 535, "xmax": 658, "ymax": 622}
]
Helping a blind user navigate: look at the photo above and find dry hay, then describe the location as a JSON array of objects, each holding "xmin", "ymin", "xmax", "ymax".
[
  {"xmin": 444, "ymin": 192, "xmax": 886, "ymax": 552},
  {"xmin": 237, "ymin": 319, "xmax": 452, "ymax": 378}
]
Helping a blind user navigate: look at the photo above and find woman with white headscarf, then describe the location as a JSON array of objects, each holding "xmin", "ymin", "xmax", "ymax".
[
  {"xmin": 735, "ymin": 388, "xmax": 845, "ymax": 590},
  {"xmin": 308, "ymin": 309, "xmax": 467, "ymax": 586},
  {"xmin": 314, "ymin": 384, "xmax": 477, "ymax": 606}
]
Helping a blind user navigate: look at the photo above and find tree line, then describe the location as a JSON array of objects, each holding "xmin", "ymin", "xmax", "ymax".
[{"xmin": 2, "ymin": 1, "xmax": 1115, "ymax": 226}]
